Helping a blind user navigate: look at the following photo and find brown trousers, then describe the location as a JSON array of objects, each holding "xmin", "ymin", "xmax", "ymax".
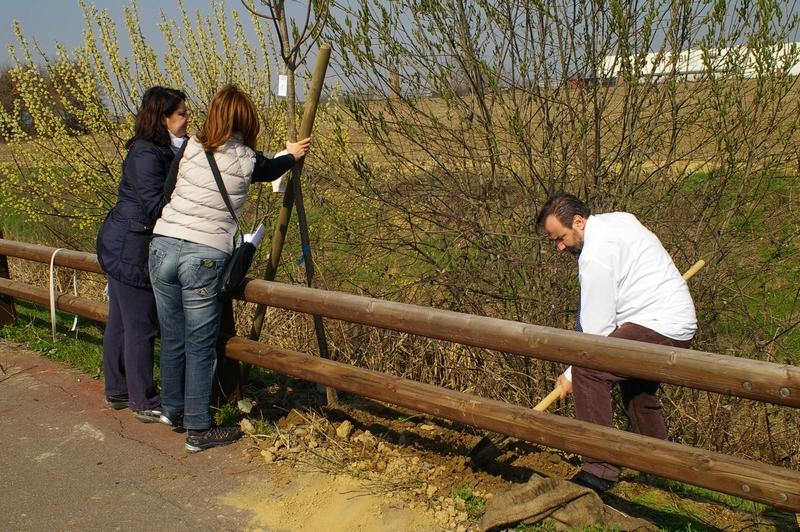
[{"xmin": 572, "ymin": 322, "xmax": 692, "ymax": 481}]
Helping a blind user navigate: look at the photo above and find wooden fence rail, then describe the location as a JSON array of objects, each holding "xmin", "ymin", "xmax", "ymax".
[
  {"xmin": 1, "ymin": 238, "xmax": 799, "ymax": 513},
  {"xmin": 225, "ymin": 336, "xmax": 800, "ymax": 513},
  {"xmin": 238, "ymin": 279, "xmax": 800, "ymax": 408}
]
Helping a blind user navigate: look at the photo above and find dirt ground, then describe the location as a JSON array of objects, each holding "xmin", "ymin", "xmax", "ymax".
[
  {"xmin": 228, "ymin": 374, "xmax": 800, "ymax": 532},
  {"xmin": 1, "ymin": 336, "xmax": 455, "ymax": 532}
]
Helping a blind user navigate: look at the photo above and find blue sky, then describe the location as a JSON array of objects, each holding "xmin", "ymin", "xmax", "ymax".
[
  {"xmin": 0, "ymin": 0, "xmax": 314, "ymax": 64},
  {"xmin": 0, "ymin": 0, "xmax": 323, "ymax": 96},
  {"xmin": 0, "ymin": 0, "xmax": 190, "ymax": 60}
]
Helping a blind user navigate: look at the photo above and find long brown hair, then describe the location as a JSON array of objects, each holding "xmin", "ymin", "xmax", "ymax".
[
  {"xmin": 197, "ymin": 85, "xmax": 260, "ymax": 151},
  {"xmin": 125, "ymin": 86, "xmax": 186, "ymax": 149}
]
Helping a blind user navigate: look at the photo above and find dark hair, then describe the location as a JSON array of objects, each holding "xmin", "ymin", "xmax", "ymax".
[
  {"xmin": 197, "ymin": 85, "xmax": 260, "ymax": 151},
  {"xmin": 125, "ymin": 86, "xmax": 187, "ymax": 149},
  {"xmin": 535, "ymin": 193, "xmax": 591, "ymax": 232}
]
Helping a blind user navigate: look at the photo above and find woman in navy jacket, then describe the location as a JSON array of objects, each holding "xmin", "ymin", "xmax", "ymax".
[{"xmin": 96, "ymin": 86, "xmax": 190, "ymax": 422}]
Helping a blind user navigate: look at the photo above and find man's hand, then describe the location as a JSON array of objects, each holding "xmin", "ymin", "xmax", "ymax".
[{"xmin": 557, "ymin": 373, "xmax": 573, "ymax": 399}]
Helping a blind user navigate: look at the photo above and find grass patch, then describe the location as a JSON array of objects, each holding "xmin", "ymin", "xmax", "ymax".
[
  {"xmin": 514, "ymin": 524, "xmax": 613, "ymax": 531},
  {"xmin": 0, "ymin": 298, "xmax": 164, "ymax": 382},
  {"xmin": 0, "ymin": 209, "xmax": 39, "ymax": 242},
  {"xmin": 645, "ymin": 478, "xmax": 774, "ymax": 516},
  {"xmin": 0, "ymin": 299, "xmax": 104, "ymax": 376},
  {"xmin": 249, "ymin": 417, "xmax": 279, "ymax": 436},
  {"xmin": 452, "ymin": 484, "xmax": 487, "ymax": 520},
  {"xmin": 244, "ymin": 364, "xmax": 285, "ymax": 386},
  {"xmin": 213, "ymin": 400, "xmax": 241, "ymax": 426}
]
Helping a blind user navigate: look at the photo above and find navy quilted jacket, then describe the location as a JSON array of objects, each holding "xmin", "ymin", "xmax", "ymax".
[{"xmin": 96, "ymin": 139, "xmax": 176, "ymax": 288}]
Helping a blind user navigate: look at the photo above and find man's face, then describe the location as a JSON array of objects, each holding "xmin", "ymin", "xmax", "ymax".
[{"xmin": 544, "ymin": 214, "xmax": 586, "ymax": 256}]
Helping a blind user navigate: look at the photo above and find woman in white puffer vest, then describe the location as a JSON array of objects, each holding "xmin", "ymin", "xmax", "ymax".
[{"xmin": 149, "ymin": 85, "xmax": 310, "ymax": 453}]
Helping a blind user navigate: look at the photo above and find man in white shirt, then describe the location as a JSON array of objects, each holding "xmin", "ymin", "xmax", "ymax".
[{"xmin": 536, "ymin": 193, "xmax": 696, "ymax": 493}]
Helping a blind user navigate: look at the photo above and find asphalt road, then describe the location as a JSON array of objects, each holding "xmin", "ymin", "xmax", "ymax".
[{"xmin": 0, "ymin": 339, "xmax": 264, "ymax": 532}]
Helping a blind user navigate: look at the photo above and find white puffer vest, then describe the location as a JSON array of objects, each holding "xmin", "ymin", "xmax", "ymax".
[{"xmin": 154, "ymin": 133, "xmax": 255, "ymax": 254}]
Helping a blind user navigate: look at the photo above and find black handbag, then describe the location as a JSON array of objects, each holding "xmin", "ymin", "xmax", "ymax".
[
  {"xmin": 217, "ymin": 239, "xmax": 256, "ymax": 300},
  {"xmin": 206, "ymin": 151, "xmax": 257, "ymax": 300}
]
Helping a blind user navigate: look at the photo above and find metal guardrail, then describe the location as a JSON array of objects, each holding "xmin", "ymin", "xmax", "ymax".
[{"xmin": 1, "ymin": 237, "xmax": 799, "ymax": 513}]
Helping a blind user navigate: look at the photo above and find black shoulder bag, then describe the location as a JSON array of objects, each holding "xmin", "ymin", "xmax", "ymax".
[{"xmin": 206, "ymin": 151, "xmax": 257, "ymax": 300}]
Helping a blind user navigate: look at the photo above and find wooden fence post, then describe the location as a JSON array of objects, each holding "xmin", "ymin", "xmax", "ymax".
[
  {"xmin": 212, "ymin": 299, "xmax": 241, "ymax": 406},
  {"xmin": 243, "ymin": 44, "xmax": 333, "ymax": 389},
  {"xmin": 0, "ymin": 230, "xmax": 16, "ymax": 326}
]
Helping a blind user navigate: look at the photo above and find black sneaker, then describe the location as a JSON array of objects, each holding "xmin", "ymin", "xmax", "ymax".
[
  {"xmin": 159, "ymin": 411, "xmax": 183, "ymax": 428},
  {"xmin": 105, "ymin": 394, "xmax": 129, "ymax": 410},
  {"xmin": 569, "ymin": 471, "xmax": 615, "ymax": 494},
  {"xmin": 132, "ymin": 408, "xmax": 163, "ymax": 423},
  {"xmin": 185, "ymin": 426, "xmax": 242, "ymax": 453}
]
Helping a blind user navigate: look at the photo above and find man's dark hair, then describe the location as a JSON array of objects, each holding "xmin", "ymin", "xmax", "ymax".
[{"xmin": 535, "ymin": 193, "xmax": 591, "ymax": 232}]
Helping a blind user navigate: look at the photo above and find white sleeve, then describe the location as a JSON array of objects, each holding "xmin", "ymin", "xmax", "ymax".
[{"xmin": 578, "ymin": 258, "xmax": 618, "ymax": 336}]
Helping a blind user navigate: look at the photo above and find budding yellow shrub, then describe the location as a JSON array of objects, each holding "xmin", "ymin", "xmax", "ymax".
[{"xmin": 0, "ymin": 0, "xmax": 339, "ymax": 249}]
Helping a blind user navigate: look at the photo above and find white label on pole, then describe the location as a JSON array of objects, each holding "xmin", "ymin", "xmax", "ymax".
[{"xmin": 278, "ymin": 75, "xmax": 288, "ymax": 97}]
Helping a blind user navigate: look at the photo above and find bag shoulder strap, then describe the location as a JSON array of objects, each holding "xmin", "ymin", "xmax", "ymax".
[
  {"xmin": 163, "ymin": 139, "xmax": 188, "ymax": 200},
  {"xmin": 205, "ymin": 150, "xmax": 240, "ymax": 229}
]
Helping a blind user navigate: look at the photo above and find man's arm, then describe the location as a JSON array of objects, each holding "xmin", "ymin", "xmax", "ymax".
[
  {"xmin": 557, "ymin": 259, "xmax": 617, "ymax": 396},
  {"xmin": 577, "ymin": 259, "xmax": 618, "ymax": 336}
]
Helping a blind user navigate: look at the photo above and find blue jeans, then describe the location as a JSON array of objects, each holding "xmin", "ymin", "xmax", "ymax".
[{"xmin": 149, "ymin": 236, "xmax": 230, "ymax": 430}]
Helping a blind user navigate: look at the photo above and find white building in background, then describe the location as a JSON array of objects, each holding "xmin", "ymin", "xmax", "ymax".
[{"xmin": 598, "ymin": 42, "xmax": 800, "ymax": 83}]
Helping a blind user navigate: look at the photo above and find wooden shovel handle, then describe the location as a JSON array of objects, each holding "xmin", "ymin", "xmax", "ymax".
[
  {"xmin": 534, "ymin": 385, "xmax": 562, "ymax": 411},
  {"xmin": 681, "ymin": 259, "xmax": 706, "ymax": 281},
  {"xmin": 533, "ymin": 259, "xmax": 706, "ymax": 413}
]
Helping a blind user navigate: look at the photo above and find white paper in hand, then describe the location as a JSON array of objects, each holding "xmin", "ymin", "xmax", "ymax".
[{"xmin": 243, "ymin": 224, "xmax": 266, "ymax": 247}]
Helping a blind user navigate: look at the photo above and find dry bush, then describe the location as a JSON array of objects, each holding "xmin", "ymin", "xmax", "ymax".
[
  {"xmin": 5, "ymin": 257, "xmax": 108, "ymax": 304},
  {"xmin": 663, "ymin": 386, "xmax": 800, "ymax": 469}
]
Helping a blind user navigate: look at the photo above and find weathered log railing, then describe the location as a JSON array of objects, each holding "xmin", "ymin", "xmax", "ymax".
[{"xmin": 1, "ymin": 237, "xmax": 799, "ymax": 513}]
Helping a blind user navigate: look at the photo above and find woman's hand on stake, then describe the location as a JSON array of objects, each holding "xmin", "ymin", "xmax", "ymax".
[{"xmin": 287, "ymin": 137, "xmax": 311, "ymax": 160}]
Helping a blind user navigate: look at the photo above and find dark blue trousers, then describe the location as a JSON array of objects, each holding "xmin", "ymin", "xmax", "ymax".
[{"xmin": 102, "ymin": 277, "xmax": 161, "ymax": 411}]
